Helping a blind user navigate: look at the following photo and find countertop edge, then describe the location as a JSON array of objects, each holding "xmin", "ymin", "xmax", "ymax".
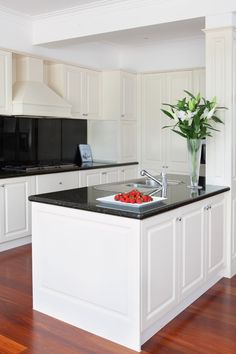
[{"xmin": 29, "ymin": 186, "xmax": 230, "ymax": 220}]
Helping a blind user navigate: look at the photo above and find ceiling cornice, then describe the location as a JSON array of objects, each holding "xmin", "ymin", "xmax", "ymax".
[
  {"xmin": 0, "ymin": 4, "xmax": 31, "ymax": 22},
  {"xmin": 32, "ymin": 0, "xmax": 163, "ymax": 20}
]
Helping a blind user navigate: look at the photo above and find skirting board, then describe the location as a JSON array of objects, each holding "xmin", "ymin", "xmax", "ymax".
[{"xmin": 0, "ymin": 236, "xmax": 31, "ymax": 252}]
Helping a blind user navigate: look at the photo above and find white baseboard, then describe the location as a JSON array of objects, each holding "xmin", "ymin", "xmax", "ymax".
[{"xmin": 0, "ymin": 236, "xmax": 32, "ymax": 252}]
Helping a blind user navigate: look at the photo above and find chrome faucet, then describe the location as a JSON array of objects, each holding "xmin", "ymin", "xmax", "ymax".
[{"xmin": 140, "ymin": 169, "xmax": 167, "ymax": 197}]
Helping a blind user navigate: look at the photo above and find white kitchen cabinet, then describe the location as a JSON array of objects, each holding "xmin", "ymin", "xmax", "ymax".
[
  {"xmin": 79, "ymin": 167, "xmax": 119, "ymax": 187},
  {"xmin": 47, "ymin": 63, "xmax": 102, "ymax": 119},
  {"xmin": 35, "ymin": 171, "xmax": 79, "ymax": 194},
  {"xmin": 102, "ymin": 71, "xmax": 137, "ymax": 121},
  {"xmin": 165, "ymin": 70, "xmax": 193, "ymax": 174},
  {"xmin": 141, "ymin": 211, "xmax": 179, "ymax": 330},
  {"xmin": 179, "ymin": 200, "xmax": 205, "ymax": 300},
  {"xmin": 0, "ymin": 50, "xmax": 12, "ymax": 115},
  {"xmin": 141, "ymin": 69, "xmax": 205, "ymax": 175},
  {"xmin": 206, "ymin": 195, "xmax": 225, "ymax": 278},
  {"xmin": 118, "ymin": 165, "xmax": 138, "ymax": 181},
  {"xmin": 141, "ymin": 194, "xmax": 226, "ymax": 330},
  {"xmin": 0, "ymin": 176, "xmax": 34, "ymax": 244}
]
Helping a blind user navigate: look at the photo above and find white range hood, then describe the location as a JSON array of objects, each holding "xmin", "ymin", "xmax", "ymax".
[{"xmin": 12, "ymin": 56, "xmax": 71, "ymax": 117}]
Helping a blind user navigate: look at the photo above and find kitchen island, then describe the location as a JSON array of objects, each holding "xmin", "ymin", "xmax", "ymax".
[{"xmin": 29, "ymin": 176, "xmax": 229, "ymax": 351}]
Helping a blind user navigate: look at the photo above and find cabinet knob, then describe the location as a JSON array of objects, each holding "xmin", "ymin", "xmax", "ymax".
[
  {"xmin": 59, "ymin": 182, "xmax": 62, "ymax": 185},
  {"xmin": 204, "ymin": 205, "xmax": 211, "ymax": 211},
  {"xmin": 176, "ymin": 217, "xmax": 182, "ymax": 222},
  {"xmin": 102, "ymin": 172, "xmax": 107, "ymax": 175},
  {"xmin": 121, "ymin": 114, "xmax": 125, "ymax": 117},
  {"xmin": 0, "ymin": 184, "xmax": 5, "ymax": 188},
  {"xmin": 82, "ymin": 113, "xmax": 88, "ymax": 117}
]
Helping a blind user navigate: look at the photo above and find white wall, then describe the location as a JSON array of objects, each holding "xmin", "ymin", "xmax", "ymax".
[
  {"xmin": 119, "ymin": 37, "xmax": 205, "ymax": 73},
  {"xmin": 0, "ymin": 9, "xmax": 120, "ymax": 70}
]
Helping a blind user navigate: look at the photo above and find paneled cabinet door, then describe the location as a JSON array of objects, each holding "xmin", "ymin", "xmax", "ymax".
[
  {"xmin": 118, "ymin": 165, "xmax": 138, "ymax": 181},
  {"xmin": 64, "ymin": 66, "xmax": 84, "ymax": 118},
  {"xmin": 179, "ymin": 201, "xmax": 205, "ymax": 300},
  {"xmin": 0, "ymin": 177, "xmax": 33, "ymax": 243},
  {"xmin": 103, "ymin": 168, "xmax": 119, "ymax": 184},
  {"xmin": 84, "ymin": 69, "xmax": 102, "ymax": 120},
  {"xmin": 121, "ymin": 72, "xmax": 136, "ymax": 120},
  {"xmin": 0, "ymin": 50, "xmax": 12, "ymax": 115},
  {"xmin": 206, "ymin": 195, "xmax": 225, "ymax": 277},
  {"xmin": 165, "ymin": 71, "xmax": 193, "ymax": 174},
  {"xmin": 120, "ymin": 121, "xmax": 137, "ymax": 162},
  {"xmin": 141, "ymin": 73, "xmax": 166, "ymax": 173},
  {"xmin": 141, "ymin": 211, "xmax": 178, "ymax": 330},
  {"xmin": 79, "ymin": 169, "xmax": 105, "ymax": 187}
]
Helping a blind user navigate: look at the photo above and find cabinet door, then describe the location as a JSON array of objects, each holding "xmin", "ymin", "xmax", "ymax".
[
  {"xmin": 141, "ymin": 73, "xmax": 166, "ymax": 173},
  {"xmin": 207, "ymin": 195, "xmax": 225, "ymax": 277},
  {"xmin": 0, "ymin": 177, "xmax": 33, "ymax": 243},
  {"xmin": 0, "ymin": 50, "xmax": 12, "ymax": 115},
  {"xmin": 119, "ymin": 165, "xmax": 138, "ymax": 181},
  {"xmin": 65, "ymin": 66, "xmax": 84, "ymax": 118},
  {"xmin": 165, "ymin": 71, "xmax": 193, "ymax": 174},
  {"xmin": 79, "ymin": 169, "xmax": 105, "ymax": 187},
  {"xmin": 141, "ymin": 211, "xmax": 178, "ymax": 330},
  {"xmin": 36, "ymin": 172, "xmax": 79, "ymax": 194},
  {"xmin": 103, "ymin": 168, "xmax": 119, "ymax": 184},
  {"xmin": 85, "ymin": 70, "xmax": 102, "ymax": 120},
  {"xmin": 193, "ymin": 69, "xmax": 205, "ymax": 97},
  {"xmin": 121, "ymin": 72, "xmax": 136, "ymax": 120},
  {"xmin": 121, "ymin": 121, "xmax": 137, "ymax": 162},
  {"xmin": 179, "ymin": 201, "xmax": 205, "ymax": 300}
]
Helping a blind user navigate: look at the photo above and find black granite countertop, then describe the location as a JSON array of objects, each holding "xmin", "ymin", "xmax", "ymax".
[
  {"xmin": 29, "ymin": 174, "xmax": 230, "ymax": 220},
  {"xmin": 0, "ymin": 161, "xmax": 138, "ymax": 179}
]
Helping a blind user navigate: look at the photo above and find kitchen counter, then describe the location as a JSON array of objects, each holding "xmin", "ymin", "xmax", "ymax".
[
  {"xmin": 0, "ymin": 161, "xmax": 138, "ymax": 179},
  {"xmin": 29, "ymin": 174, "xmax": 229, "ymax": 219}
]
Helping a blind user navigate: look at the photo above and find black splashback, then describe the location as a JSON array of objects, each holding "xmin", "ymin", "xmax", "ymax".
[{"xmin": 0, "ymin": 117, "xmax": 87, "ymax": 166}]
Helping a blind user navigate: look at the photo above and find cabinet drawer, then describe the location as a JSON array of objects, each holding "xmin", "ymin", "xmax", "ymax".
[{"xmin": 36, "ymin": 172, "xmax": 79, "ymax": 194}]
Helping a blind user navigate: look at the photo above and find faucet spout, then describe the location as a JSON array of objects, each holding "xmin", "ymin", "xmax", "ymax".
[
  {"xmin": 140, "ymin": 169, "xmax": 167, "ymax": 198},
  {"xmin": 140, "ymin": 169, "xmax": 162, "ymax": 187}
]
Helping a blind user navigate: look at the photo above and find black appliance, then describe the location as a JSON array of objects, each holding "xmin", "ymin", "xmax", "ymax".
[{"xmin": 0, "ymin": 116, "xmax": 87, "ymax": 170}]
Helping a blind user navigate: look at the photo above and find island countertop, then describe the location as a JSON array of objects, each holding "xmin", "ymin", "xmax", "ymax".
[{"xmin": 29, "ymin": 174, "xmax": 230, "ymax": 220}]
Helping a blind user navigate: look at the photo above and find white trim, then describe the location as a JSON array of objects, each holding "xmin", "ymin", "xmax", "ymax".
[{"xmin": 0, "ymin": 236, "xmax": 31, "ymax": 252}]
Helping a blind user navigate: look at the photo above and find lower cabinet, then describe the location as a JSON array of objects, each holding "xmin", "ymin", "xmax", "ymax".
[
  {"xmin": 35, "ymin": 171, "xmax": 79, "ymax": 194},
  {"xmin": 141, "ymin": 193, "xmax": 226, "ymax": 330},
  {"xmin": 0, "ymin": 176, "xmax": 35, "ymax": 244},
  {"xmin": 79, "ymin": 165, "xmax": 138, "ymax": 187}
]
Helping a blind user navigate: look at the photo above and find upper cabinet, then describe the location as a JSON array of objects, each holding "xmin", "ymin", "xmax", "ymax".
[
  {"xmin": 0, "ymin": 50, "xmax": 12, "ymax": 115},
  {"xmin": 102, "ymin": 71, "xmax": 137, "ymax": 120},
  {"xmin": 47, "ymin": 63, "xmax": 102, "ymax": 119},
  {"xmin": 141, "ymin": 69, "xmax": 205, "ymax": 174}
]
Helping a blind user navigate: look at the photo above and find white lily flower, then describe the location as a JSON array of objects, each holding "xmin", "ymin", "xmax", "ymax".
[
  {"xmin": 187, "ymin": 111, "xmax": 194, "ymax": 119},
  {"xmin": 207, "ymin": 106, "xmax": 216, "ymax": 119},
  {"xmin": 203, "ymin": 108, "xmax": 209, "ymax": 118},
  {"xmin": 177, "ymin": 110, "xmax": 186, "ymax": 121}
]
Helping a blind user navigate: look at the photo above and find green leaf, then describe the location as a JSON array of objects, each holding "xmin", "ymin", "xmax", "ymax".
[
  {"xmin": 211, "ymin": 115, "xmax": 224, "ymax": 124},
  {"xmin": 162, "ymin": 103, "xmax": 176, "ymax": 109},
  {"xmin": 184, "ymin": 90, "xmax": 195, "ymax": 99},
  {"xmin": 171, "ymin": 129, "xmax": 187, "ymax": 138},
  {"xmin": 162, "ymin": 125, "xmax": 174, "ymax": 129},
  {"xmin": 161, "ymin": 109, "xmax": 174, "ymax": 119}
]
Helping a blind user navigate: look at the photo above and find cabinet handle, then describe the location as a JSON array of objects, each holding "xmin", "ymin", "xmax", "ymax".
[
  {"xmin": 82, "ymin": 113, "xmax": 88, "ymax": 117},
  {"xmin": 204, "ymin": 205, "xmax": 211, "ymax": 211},
  {"xmin": 176, "ymin": 217, "xmax": 182, "ymax": 222},
  {"xmin": 208, "ymin": 205, "xmax": 212, "ymax": 209},
  {"xmin": 102, "ymin": 172, "xmax": 107, "ymax": 175},
  {"xmin": 121, "ymin": 169, "xmax": 125, "ymax": 173},
  {"xmin": 121, "ymin": 114, "xmax": 125, "ymax": 117}
]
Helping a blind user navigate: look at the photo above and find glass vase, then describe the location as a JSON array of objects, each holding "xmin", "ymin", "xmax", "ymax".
[{"xmin": 187, "ymin": 138, "xmax": 202, "ymax": 189}]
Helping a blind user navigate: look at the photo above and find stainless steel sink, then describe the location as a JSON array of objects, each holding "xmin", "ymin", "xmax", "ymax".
[{"xmin": 126, "ymin": 179, "xmax": 183, "ymax": 189}]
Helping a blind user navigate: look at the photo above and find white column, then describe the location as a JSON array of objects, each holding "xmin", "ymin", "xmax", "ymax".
[{"xmin": 205, "ymin": 13, "xmax": 236, "ymax": 276}]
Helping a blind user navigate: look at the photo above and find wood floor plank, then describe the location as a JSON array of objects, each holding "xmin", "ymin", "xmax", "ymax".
[
  {"xmin": 0, "ymin": 244, "xmax": 236, "ymax": 353},
  {"xmin": 0, "ymin": 334, "xmax": 27, "ymax": 354}
]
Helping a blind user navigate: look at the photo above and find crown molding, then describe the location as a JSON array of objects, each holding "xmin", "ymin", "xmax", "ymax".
[
  {"xmin": 32, "ymin": 0, "xmax": 164, "ymax": 20},
  {"xmin": 0, "ymin": 4, "xmax": 31, "ymax": 22}
]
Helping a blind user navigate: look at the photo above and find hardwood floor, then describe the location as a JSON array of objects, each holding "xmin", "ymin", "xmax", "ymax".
[{"xmin": 0, "ymin": 245, "xmax": 236, "ymax": 354}]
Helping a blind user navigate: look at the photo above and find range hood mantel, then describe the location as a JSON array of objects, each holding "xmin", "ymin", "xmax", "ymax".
[{"xmin": 12, "ymin": 56, "xmax": 71, "ymax": 118}]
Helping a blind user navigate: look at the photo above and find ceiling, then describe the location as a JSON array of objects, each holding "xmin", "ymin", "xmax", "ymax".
[{"xmin": 0, "ymin": 0, "xmax": 107, "ymax": 15}]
